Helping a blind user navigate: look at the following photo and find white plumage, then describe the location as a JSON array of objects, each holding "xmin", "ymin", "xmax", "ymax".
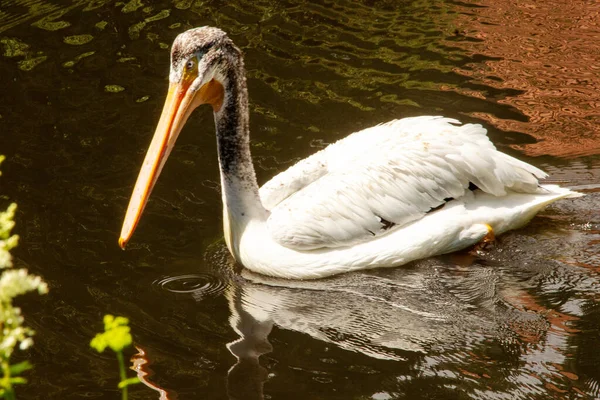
[
  {"xmin": 261, "ymin": 117, "xmax": 545, "ymax": 251},
  {"xmin": 233, "ymin": 116, "xmax": 579, "ymax": 279}
]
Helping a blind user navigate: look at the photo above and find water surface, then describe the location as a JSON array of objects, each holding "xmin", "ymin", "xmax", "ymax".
[{"xmin": 0, "ymin": 0, "xmax": 599, "ymax": 399}]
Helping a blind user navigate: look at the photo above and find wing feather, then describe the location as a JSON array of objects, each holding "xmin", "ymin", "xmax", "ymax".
[
  {"xmin": 262, "ymin": 116, "xmax": 547, "ymax": 250},
  {"xmin": 259, "ymin": 151, "xmax": 329, "ymax": 210}
]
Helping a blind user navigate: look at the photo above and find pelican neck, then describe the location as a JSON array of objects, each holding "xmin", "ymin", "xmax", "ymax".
[{"xmin": 213, "ymin": 64, "xmax": 267, "ymax": 222}]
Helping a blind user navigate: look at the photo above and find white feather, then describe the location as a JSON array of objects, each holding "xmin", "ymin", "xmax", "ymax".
[
  {"xmin": 210, "ymin": 116, "xmax": 584, "ymax": 279},
  {"xmin": 241, "ymin": 184, "xmax": 579, "ymax": 279},
  {"xmin": 260, "ymin": 117, "xmax": 549, "ymax": 251}
]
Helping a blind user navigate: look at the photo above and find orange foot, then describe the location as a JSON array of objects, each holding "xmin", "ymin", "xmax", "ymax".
[{"xmin": 470, "ymin": 224, "xmax": 495, "ymax": 254}]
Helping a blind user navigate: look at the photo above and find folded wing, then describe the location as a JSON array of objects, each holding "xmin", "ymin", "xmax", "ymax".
[{"xmin": 260, "ymin": 117, "xmax": 546, "ymax": 250}]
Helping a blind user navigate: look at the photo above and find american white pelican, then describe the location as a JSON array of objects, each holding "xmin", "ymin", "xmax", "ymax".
[{"xmin": 119, "ymin": 27, "xmax": 580, "ymax": 279}]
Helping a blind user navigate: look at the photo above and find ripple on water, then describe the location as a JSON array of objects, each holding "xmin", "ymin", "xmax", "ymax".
[{"xmin": 153, "ymin": 273, "xmax": 229, "ymax": 300}]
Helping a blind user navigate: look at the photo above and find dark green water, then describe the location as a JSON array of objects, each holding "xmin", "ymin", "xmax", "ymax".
[{"xmin": 1, "ymin": 0, "xmax": 600, "ymax": 399}]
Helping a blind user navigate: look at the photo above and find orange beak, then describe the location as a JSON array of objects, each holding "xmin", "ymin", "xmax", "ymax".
[{"xmin": 119, "ymin": 78, "xmax": 224, "ymax": 249}]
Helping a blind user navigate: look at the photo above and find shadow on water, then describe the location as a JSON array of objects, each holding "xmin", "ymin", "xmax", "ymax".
[{"xmin": 0, "ymin": 0, "xmax": 599, "ymax": 399}]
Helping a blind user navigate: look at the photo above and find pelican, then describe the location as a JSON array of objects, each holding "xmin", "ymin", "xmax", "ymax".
[{"xmin": 119, "ymin": 27, "xmax": 579, "ymax": 279}]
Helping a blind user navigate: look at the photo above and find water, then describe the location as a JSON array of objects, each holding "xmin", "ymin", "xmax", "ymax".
[{"xmin": 1, "ymin": 0, "xmax": 599, "ymax": 398}]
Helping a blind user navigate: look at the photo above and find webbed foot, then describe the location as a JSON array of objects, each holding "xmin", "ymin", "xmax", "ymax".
[{"xmin": 470, "ymin": 223, "xmax": 495, "ymax": 254}]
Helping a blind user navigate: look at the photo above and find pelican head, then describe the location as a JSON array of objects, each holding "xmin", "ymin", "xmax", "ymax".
[{"xmin": 119, "ymin": 27, "xmax": 243, "ymax": 249}]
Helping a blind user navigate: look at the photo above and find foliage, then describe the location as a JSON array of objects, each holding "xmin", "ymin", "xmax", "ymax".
[
  {"xmin": 91, "ymin": 315, "xmax": 140, "ymax": 400},
  {"xmin": 90, "ymin": 315, "xmax": 133, "ymax": 353},
  {"xmin": 0, "ymin": 156, "xmax": 49, "ymax": 399}
]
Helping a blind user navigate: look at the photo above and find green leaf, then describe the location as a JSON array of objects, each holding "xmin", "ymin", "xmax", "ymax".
[
  {"xmin": 118, "ymin": 377, "xmax": 140, "ymax": 389},
  {"xmin": 9, "ymin": 377, "xmax": 28, "ymax": 384},
  {"xmin": 92, "ymin": 315, "xmax": 133, "ymax": 353},
  {"xmin": 90, "ymin": 333, "xmax": 108, "ymax": 353},
  {"xmin": 9, "ymin": 361, "xmax": 33, "ymax": 375}
]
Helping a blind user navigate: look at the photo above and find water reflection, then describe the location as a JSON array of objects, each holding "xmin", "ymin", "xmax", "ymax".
[
  {"xmin": 452, "ymin": 0, "xmax": 600, "ymax": 158},
  {"xmin": 227, "ymin": 286, "xmax": 272, "ymax": 400},
  {"xmin": 142, "ymin": 192, "xmax": 600, "ymax": 400}
]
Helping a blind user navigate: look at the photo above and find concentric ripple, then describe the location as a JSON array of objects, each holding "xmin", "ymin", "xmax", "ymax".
[{"xmin": 154, "ymin": 273, "xmax": 229, "ymax": 299}]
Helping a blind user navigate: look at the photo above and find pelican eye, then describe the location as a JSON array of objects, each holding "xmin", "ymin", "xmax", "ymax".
[{"xmin": 185, "ymin": 59, "xmax": 195, "ymax": 70}]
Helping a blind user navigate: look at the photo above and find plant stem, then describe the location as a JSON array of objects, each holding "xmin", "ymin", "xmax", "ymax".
[
  {"xmin": 1, "ymin": 360, "xmax": 15, "ymax": 400},
  {"xmin": 116, "ymin": 351, "xmax": 127, "ymax": 400},
  {"xmin": 4, "ymin": 389, "xmax": 15, "ymax": 400}
]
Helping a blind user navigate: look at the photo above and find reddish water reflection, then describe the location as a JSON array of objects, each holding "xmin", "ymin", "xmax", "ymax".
[{"xmin": 454, "ymin": 0, "xmax": 600, "ymax": 158}]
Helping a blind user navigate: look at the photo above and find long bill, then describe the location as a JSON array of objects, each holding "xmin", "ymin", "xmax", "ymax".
[
  {"xmin": 119, "ymin": 77, "xmax": 224, "ymax": 248},
  {"xmin": 118, "ymin": 82, "xmax": 190, "ymax": 248}
]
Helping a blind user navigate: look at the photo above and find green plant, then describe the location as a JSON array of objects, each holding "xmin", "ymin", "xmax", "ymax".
[
  {"xmin": 90, "ymin": 315, "xmax": 140, "ymax": 400},
  {"xmin": 0, "ymin": 156, "xmax": 49, "ymax": 399}
]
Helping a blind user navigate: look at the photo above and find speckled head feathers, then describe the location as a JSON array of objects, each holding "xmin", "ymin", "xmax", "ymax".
[
  {"xmin": 169, "ymin": 26, "xmax": 242, "ymax": 84},
  {"xmin": 171, "ymin": 27, "xmax": 227, "ymax": 63}
]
